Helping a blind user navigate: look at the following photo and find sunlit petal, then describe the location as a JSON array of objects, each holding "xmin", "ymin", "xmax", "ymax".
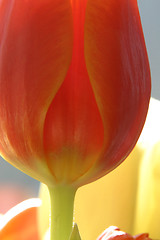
[
  {"xmin": 85, "ymin": 0, "xmax": 151, "ymax": 181},
  {"xmin": 0, "ymin": 0, "xmax": 73, "ymax": 184}
]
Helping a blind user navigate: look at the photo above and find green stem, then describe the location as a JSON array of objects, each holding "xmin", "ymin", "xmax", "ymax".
[{"xmin": 48, "ymin": 184, "xmax": 77, "ymax": 240}]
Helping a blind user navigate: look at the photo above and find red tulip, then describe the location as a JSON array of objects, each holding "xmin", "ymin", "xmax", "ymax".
[
  {"xmin": 97, "ymin": 226, "xmax": 151, "ymax": 240},
  {"xmin": 0, "ymin": 0, "xmax": 150, "ymax": 188}
]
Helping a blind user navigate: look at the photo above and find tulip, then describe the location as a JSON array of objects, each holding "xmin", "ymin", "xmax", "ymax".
[
  {"xmin": 97, "ymin": 226, "xmax": 151, "ymax": 240},
  {"xmin": 0, "ymin": 0, "xmax": 150, "ymax": 239}
]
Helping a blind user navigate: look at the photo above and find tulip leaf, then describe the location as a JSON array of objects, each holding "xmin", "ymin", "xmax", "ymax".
[{"xmin": 70, "ymin": 223, "xmax": 81, "ymax": 240}]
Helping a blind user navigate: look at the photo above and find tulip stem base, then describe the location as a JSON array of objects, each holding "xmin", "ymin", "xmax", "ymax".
[{"xmin": 48, "ymin": 185, "xmax": 76, "ymax": 240}]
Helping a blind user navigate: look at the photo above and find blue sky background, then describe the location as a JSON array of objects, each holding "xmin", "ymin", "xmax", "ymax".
[
  {"xmin": 138, "ymin": 0, "xmax": 160, "ymax": 100},
  {"xmin": 0, "ymin": 1, "xmax": 159, "ymax": 199}
]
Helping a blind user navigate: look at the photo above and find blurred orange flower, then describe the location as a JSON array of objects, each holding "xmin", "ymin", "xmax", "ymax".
[{"xmin": 0, "ymin": 198, "xmax": 41, "ymax": 240}]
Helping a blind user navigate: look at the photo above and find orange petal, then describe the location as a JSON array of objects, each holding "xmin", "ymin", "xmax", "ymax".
[
  {"xmin": 0, "ymin": 198, "xmax": 41, "ymax": 240},
  {"xmin": 85, "ymin": 0, "xmax": 151, "ymax": 181},
  {"xmin": 0, "ymin": 0, "xmax": 72, "ymax": 181}
]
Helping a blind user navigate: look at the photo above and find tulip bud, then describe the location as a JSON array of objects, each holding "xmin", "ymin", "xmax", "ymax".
[
  {"xmin": 0, "ymin": 1, "xmax": 151, "ymax": 239},
  {"xmin": 0, "ymin": 0, "xmax": 150, "ymax": 188}
]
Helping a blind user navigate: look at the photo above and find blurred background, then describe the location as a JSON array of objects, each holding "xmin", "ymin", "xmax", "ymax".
[{"xmin": 0, "ymin": 0, "xmax": 160, "ymax": 213}]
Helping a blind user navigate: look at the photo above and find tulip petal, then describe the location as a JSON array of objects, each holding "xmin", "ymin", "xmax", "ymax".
[
  {"xmin": 0, "ymin": 0, "xmax": 73, "ymax": 181},
  {"xmin": 97, "ymin": 226, "xmax": 133, "ymax": 240},
  {"xmin": 97, "ymin": 226, "xmax": 151, "ymax": 240},
  {"xmin": 85, "ymin": 0, "xmax": 151, "ymax": 181},
  {"xmin": 43, "ymin": 0, "xmax": 104, "ymax": 184}
]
